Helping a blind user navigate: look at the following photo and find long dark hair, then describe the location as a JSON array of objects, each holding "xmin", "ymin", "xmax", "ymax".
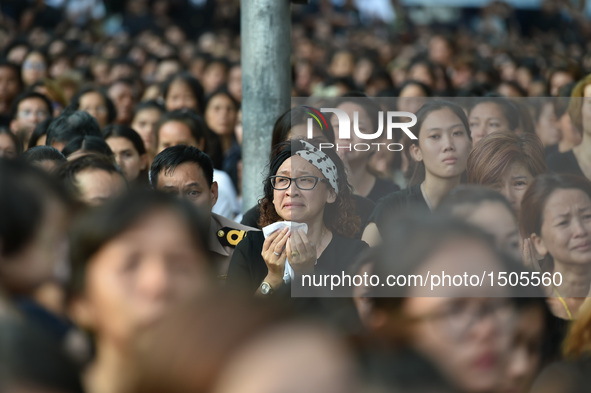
[{"xmin": 407, "ymin": 100, "xmax": 471, "ymax": 186}]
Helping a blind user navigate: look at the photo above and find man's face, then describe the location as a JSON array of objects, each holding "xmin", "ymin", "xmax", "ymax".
[
  {"xmin": 10, "ymin": 97, "xmax": 50, "ymax": 141},
  {"xmin": 155, "ymin": 162, "xmax": 217, "ymax": 212}
]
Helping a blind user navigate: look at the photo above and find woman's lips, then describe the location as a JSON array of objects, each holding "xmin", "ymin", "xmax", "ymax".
[
  {"xmin": 442, "ymin": 157, "xmax": 458, "ymax": 164},
  {"xmin": 572, "ymin": 241, "xmax": 591, "ymax": 251},
  {"xmin": 471, "ymin": 351, "xmax": 498, "ymax": 370},
  {"xmin": 284, "ymin": 203, "xmax": 304, "ymax": 208}
]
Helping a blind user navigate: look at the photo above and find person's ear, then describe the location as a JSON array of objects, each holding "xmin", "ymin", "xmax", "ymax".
[
  {"xmin": 197, "ymin": 138, "xmax": 206, "ymax": 151},
  {"xmin": 326, "ymin": 187, "xmax": 337, "ymax": 204},
  {"xmin": 531, "ymin": 233, "xmax": 548, "ymax": 259},
  {"xmin": 409, "ymin": 143, "xmax": 422, "ymax": 162},
  {"xmin": 210, "ymin": 181, "xmax": 219, "ymax": 210}
]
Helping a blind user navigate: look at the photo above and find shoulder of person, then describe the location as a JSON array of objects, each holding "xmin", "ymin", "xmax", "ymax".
[
  {"xmin": 212, "ymin": 213, "xmax": 260, "ymax": 249},
  {"xmin": 375, "ymin": 184, "xmax": 418, "ymax": 209},
  {"xmin": 331, "ymin": 232, "xmax": 368, "ymax": 252}
]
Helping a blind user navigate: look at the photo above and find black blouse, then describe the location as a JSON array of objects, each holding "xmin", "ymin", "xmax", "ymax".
[
  {"xmin": 368, "ymin": 184, "xmax": 429, "ymax": 235},
  {"xmin": 546, "ymin": 150, "xmax": 585, "ymax": 178},
  {"xmin": 227, "ymin": 230, "xmax": 368, "ymax": 295}
]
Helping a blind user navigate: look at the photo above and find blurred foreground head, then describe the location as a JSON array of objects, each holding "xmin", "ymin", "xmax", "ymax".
[
  {"xmin": 130, "ymin": 293, "xmax": 360, "ymax": 393},
  {"xmin": 68, "ymin": 190, "xmax": 214, "ymax": 349},
  {"xmin": 368, "ymin": 212, "xmax": 522, "ymax": 393},
  {"xmin": 0, "ymin": 159, "xmax": 72, "ymax": 295},
  {"xmin": 0, "ymin": 319, "xmax": 84, "ymax": 393}
]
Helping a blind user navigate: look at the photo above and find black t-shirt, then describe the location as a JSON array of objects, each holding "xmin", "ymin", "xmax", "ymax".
[
  {"xmin": 368, "ymin": 184, "xmax": 429, "ymax": 234},
  {"xmin": 544, "ymin": 144, "xmax": 559, "ymax": 158},
  {"xmin": 365, "ymin": 177, "xmax": 400, "ymax": 204},
  {"xmin": 227, "ymin": 230, "xmax": 368, "ymax": 294},
  {"xmin": 240, "ymin": 194, "xmax": 375, "ymax": 239},
  {"xmin": 546, "ymin": 150, "xmax": 585, "ymax": 177}
]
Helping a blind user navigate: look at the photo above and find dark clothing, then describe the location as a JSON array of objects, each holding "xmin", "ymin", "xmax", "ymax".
[
  {"xmin": 369, "ymin": 184, "xmax": 429, "ymax": 234},
  {"xmin": 546, "ymin": 150, "xmax": 585, "ymax": 177},
  {"xmin": 227, "ymin": 230, "xmax": 368, "ymax": 295},
  {"xmin": 15, "ymin": 298, "xmax": 75, "ymax": 342},
  {"xmin": 532, "ymin": 356, "xmax": 591, "ymax": 393},
  {"xmin": 240, "ymin": 194, "xmax": 375, "ymax": 239},
  {"xmin": 365, "ymin": 177, "xmax": 400, "ymax": 204},
  {"xmin": 222, "ymin": 141, "xmax": 241, "ymax": 192},
  {"xmin": 544, "ymin": 144, "xmax": 559, "ymax": 158}
]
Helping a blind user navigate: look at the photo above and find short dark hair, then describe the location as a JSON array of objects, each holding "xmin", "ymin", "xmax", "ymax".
[
  {"xmin": 45, "ymin": 106, "xmax": 102, "ymax": 146},
  {"xmin": 56, "ymin": 154, "xmax": 125, "ymax": 198},
  {"xmin": 102, "ymin": 124, "xmax": 146, "ymax": 155},
  {"xmin": 0, "ymin": 158, "xmax": 71, "ymax": 258},
  {"xmin": 10, "ymin": 91, "xmax": 52, "ymax": 121},
  {"xmin": 67, "ymin": 190, "xmax": 211, "ymax": 298},
  {"xmin": 155, "ymin": 109, "xmax": 208, "ymax": 145},
  {"xmin": 21, "ymin": 145, "xmax": 66, "ymax": 164},
  {"xmin": 70, "ymin": 87, "xmax": 117, "ymax": 124},
  {"xmin": 134, "ymin": 99, "xmax": 165, "ymax": 117},
  {"xmin": 150, "ymin": 145, "xmax": 214, "ymax": 188},
  {"xmin": 61, "ymin": 135, "xmax": 114, "ymax": 159}
]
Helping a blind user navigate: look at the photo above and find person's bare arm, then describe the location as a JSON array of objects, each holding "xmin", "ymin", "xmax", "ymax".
[{"xmin": 361, "ymin": 222, "xmax": 381, "ymax": 247}]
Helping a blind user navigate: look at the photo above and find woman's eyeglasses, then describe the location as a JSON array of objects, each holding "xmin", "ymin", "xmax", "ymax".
[
  {"xmin": 270, "ymin": 175, "xmax": 329, "ymax": 190},
  {"xmin": 408, "ymin": 298, "xmax": 516, "ymax": 341}
]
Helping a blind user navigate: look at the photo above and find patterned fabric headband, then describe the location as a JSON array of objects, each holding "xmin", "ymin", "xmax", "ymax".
[{"xmin": 294, "ymin": 140, "xmax": 339, "ymax": 194}]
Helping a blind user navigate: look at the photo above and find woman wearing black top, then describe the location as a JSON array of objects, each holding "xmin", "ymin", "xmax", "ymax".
[
  {"xmin": 227, "ymin": 139, "xmax": 367, "ymax": 296},
  {"xmin": 362, "ymin": 101, "xmax": 472, "ymax": 246}
]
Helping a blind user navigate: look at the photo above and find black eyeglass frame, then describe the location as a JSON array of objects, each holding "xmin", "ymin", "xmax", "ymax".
[{"xmin": 269, "ymin": 175, "xmax": 331, "ymax": 190}]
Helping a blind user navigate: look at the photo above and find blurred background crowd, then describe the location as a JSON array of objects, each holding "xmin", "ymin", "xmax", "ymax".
[{"xmin": 2, "ymin": 0, "xmax": 591, "ymax": 393}]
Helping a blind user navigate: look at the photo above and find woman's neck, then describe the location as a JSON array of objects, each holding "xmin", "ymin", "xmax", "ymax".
[
  {"xmin": 422, "ymin": 174, "xmax": 461, "ymax": 210},
  {"xmin": 558, "ymin": 139, "xmax": 576, "ymax": 153},
  {"xmin": 573, "ymin": 133, "xmax": 591, "ymax": 173},
  {"xmin": 346, "ymin": 158, "xmax": 375, "ymax": 197},
  {"xmin": 552, "ymin": 260, "xmax": 591, "ymax": 298},
  {"xmin": 85, "ymin": 341, "xmax": 137, "ymax": 393},
  {"xmin": 304, "ymin": 219, "xmax": 332, "ymax": 257},
  {"xmin": 219, "ymin": 134, "xmax": 234, "ymax": 154}
]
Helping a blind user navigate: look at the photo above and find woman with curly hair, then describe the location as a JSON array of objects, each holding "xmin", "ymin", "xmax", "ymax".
[{"xmin": 227, "ymin": 139, "xmax": 366, "ymax": 296}]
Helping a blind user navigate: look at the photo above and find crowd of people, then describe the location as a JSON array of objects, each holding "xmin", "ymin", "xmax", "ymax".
[{"xmin": 2, "ymin": 0, "xmax": 591, "ymax": 392}]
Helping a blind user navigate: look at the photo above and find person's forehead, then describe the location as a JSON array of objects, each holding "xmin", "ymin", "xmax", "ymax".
[
  {"xmin": 471, "ymin": 102, "xmax": 503, "ymax": 116},
  {"xmin": 0, "ymin": 66, "xmax": 17, "ymax": 77},
  {"xmin": 160, "ymin": 121, "xmax": 192, "ymax": 136},
  {"xmin": 277, "ymin": 155, "xmax": 322, "ymax": 175},
  {"xmin": 159, "ymin": 161, "xmax": 206, "ymax": 183},
  {"xmin": 81, "ymin": 92, "xmax": 104, "ymax": 102},
  {"xmin": 19, "ymin": 97, "xmax": 48, "ymax": 109}
]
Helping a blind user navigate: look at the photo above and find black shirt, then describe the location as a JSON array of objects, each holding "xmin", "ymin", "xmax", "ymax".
[
  {"xmin": 365, "ymin": 177, "xmax": 400, "ymax": 204},
  {"xmin": 368, "ymin": 184, "xmax": 429, "ymax": 234},
  {"xmin": 227, "ymin": 230, "xmax": 368, "ymax": 295},
  {"xmin": 546, "ymin": 150, "xmax": 585, "ymax": 177}
]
